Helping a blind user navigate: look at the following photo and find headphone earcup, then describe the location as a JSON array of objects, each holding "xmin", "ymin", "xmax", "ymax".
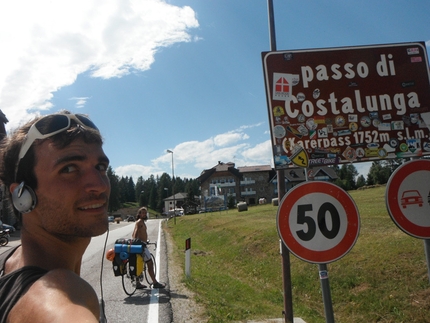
[{"xmin": 12, "ymin": 182, "xmax": 37, "ymax": 213}]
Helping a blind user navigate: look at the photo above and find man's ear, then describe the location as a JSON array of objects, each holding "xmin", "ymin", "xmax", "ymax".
[
  {"xmin": 10, "ymin": 182, "xmax": 19, "ymax": 194},
  {"xmin": 10, "ymin": 181, "xmax": 38, "ymax": 214}
]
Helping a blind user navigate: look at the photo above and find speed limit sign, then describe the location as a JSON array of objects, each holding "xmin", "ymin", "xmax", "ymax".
[{"xmin": 277, "ymin": 181, "xmax": 360, "ymax": 264}]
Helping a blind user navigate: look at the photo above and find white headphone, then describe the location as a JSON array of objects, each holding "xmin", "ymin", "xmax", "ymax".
[{"xmin": 12, "ymin": 181, "xmax": 37, "ymax": 213}]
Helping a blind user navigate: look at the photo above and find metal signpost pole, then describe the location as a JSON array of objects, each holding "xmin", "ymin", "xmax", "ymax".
[
  {"xmin": 267, "ymin": 0, "xmax": 276, "ymax": 51},
  {"xmin": 167, "ymin": 149, "xmax": 176, "ymax": 225},
  {"xmin": 318, "ymin": 264, "xmax": 335, "ymax": 323},
  {"xmin": 185, "ymin": 238, "xmax": 191, "ymax": 277},
  {"xmin": 425, "ymin": 240, "xmax": 430, "ymax": 283},
  {"xmin": 280, "ymin": 241, "xmax": 294, "ymax": 323},
  {"xmin": 266, "ymin": 1, "xmax": 294, "ymax": 322},
  {"xmin": 277, "ymin": 182, "xmax": 360, "ymax": 323}
]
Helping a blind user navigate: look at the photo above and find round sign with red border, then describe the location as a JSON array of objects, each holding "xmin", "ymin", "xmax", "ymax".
[
  {"xmin": 386, "ymin": 159, "xmax": 430, "ymax": 239},
  {"xmin": 277, "ymin": 181, "xmax": 360, "ymax": 264}
]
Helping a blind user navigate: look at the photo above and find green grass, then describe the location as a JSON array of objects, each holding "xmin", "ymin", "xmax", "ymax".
[{"xmin": 164, "ymin": 186, "xmax": 430, "ymax": 323}]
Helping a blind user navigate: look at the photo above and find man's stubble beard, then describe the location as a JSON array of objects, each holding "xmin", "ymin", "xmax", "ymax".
[{"xmin": 36, "ymin": 193, "xmax": 109, "ymax": 239}]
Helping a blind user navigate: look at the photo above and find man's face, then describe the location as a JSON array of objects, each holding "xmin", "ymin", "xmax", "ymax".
[
  {"xmin": 140, "ymin": 210, "xmax": 147, "ymax": 220},
  {"xmin": 31, "ymin": 138, "xmax": 110, "ymax": 238}
]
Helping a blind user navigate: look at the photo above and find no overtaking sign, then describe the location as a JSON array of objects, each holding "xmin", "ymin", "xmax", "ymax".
[{"xmin": 386, "ymin": 159, "xmax": 430, "ymax": 239}]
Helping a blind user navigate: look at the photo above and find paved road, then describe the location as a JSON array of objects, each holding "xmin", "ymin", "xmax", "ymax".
[
  {"xmin": 1, "ymin": 219, "xmax": 174, "ymax": 323},
  {"xmin": 82, "ymin": 219, "xmax": 172, "ymax": 323},
  {"xmin": 1, "ymin": 221, "xmax": 307, "ymax": 323}
]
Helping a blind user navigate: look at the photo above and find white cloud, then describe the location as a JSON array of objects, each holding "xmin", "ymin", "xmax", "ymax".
[
  {"xmin": 155, "ymin": 126, "xmax": 266, "ymax": 170},
  {"xmin": 117, "ymin": 124, "xmax": 272, "ymax": 179},
  {"xmin": 152, "ymin": 136, "xmax": 242, "ymax": 172},
  {"xmin": 0, "ymin": 0, "xmax": 198, "ymax": 128},
  {"xmin": 238, "ymin": 122, "xmax": 264, "ymax": 130},
  {"xmin": 211, "ymin": 123, "xmax": 263, "ymax": 147},
  {"xmin": 242, "ymin": 140, "xmax": 273, "ymax": 165},
  {"xmin": 214, "ymin": 131, "xmax": 249, "ymax": 147},
  {"xmin": 115, "ymin": 164, "xmax": 161, "ymax": 180},
  {"xmin": 193, "ymin": 144, "xmax": 249, "ymax": 170},
  {"xmin": 174, "ymin": 139, "xmax": 214, "ymax": 163},
  {"xmin": 70, "ymin": 97, "xmax": 90, "ymax": 109}
]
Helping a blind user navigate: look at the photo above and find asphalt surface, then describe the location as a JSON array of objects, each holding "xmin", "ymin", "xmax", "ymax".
[{"xmin": 0, "ymin": 222, "xmax": 306, "ymax": 323}]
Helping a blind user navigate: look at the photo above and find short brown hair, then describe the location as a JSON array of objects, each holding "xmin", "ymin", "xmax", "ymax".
[
  {"xmin": 0, "ymin": 110, "xmax": 103, "ymax": 191},
  {"xmin": 136, "ymin": 207, "xmax": 147, "ymax": 216}
]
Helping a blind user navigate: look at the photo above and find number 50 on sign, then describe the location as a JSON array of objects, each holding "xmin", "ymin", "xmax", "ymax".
[{"xmin": 277, "ymin": 181, "xmax": 360, "ymax": 264}]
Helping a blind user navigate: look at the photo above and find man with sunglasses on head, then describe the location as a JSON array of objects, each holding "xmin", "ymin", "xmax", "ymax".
[{"xmin": 0, "ymin": 111, "xmax": 110, "ymax": 323}]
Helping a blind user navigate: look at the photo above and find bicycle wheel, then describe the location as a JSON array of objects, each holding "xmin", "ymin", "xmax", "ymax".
[
  {"xmin": 122, "ymin": 261, "xmax": 137, "ymax": 296},
  {"xmin": 144, "ymin": 253, "xmax": 156, "ymax": 286}
]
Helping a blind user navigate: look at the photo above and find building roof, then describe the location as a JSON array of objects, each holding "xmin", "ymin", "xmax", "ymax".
[
  {"xmin": 271, "ymin": 166, "xmax": 338, "ymax": 183},
  {"xmin": 197, "ymin": 161, "xmax": 338, "ymax": 185},
  {"xmin": 310, "ymin": 166, "xmax": 338, "ymax": 179},
  {"xmin": 163, "ymin": 192, "xmax": 188, "ymax": 201},
  {"xmin": 213, "ymin": 161, "xmax": 235, "ymax": 172},
  {"xmin": 284, "ymin": 168, "xmax": 306, "ymax": 182},
  {"xmin": 237, "ymin": 165, "xmax": 273, "ymax": 173},
  {"xmin": 197, "ymin": 161, "xmax": 242, "ymax": 183}
]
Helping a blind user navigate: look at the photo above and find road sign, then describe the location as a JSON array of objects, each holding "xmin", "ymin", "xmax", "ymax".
[
  {"xmin": 262, "ymin": 42, "xmax": 430, "ymax": 170},
  {"xmin": 386, "ymin": 159, "xmax": 430, "ymax": 239},
  {"xmin": 277, "ymin": 181, "xmax": 360, "ymax": 264}
]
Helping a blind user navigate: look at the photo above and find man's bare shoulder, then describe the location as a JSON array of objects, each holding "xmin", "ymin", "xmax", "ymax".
[
  {"xmin": 8, "ymin": 269, "xmax": 99, "ymax": 322},
  {"xmin": 136, "ymin": 219, "xmax": 146, "ymax": 227}
]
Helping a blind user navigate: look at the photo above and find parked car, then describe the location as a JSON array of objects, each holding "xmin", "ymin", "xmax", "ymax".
[
  {"xmin": 108, "ymin": 216, "xmax": 114, "ymax": 223},
  {"xmin": 127, "ymin": 216, "xmax": 135, "ymax": 222}
]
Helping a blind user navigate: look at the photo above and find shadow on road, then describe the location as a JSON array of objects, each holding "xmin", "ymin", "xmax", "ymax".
[{"xmin": 120, "ymin": 289, "xmax": 188, "ymax": 306}]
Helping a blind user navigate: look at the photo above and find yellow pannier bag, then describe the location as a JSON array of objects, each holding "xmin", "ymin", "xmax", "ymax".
[{"xmin": 136, "ymin": 254, "xmax": 144, "ymax": 276}]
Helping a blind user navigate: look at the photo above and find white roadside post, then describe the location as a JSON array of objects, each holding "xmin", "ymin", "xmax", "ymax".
[{"xmin": 185, "ymin": 238, "xmax": 191, "ymax": 277}]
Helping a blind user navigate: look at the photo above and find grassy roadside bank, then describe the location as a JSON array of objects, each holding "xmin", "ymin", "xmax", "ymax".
[{"xmin": 164, "ymin": 186, "xmax": 430, "ymax": 323}]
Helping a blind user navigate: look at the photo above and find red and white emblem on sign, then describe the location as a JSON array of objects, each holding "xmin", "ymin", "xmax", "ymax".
[
  {"xmin": 275, "ymin": 77, "xmax": 289, "ymax": 93},
  {"xmin": 272, "ymin": 73, "xmax": 292, "ymax": 101}
]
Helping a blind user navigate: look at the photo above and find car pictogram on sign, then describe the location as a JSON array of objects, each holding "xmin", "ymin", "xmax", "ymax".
[{"xmin": 401, "ymin": 190, "xmax": 423, "ymax": 208}]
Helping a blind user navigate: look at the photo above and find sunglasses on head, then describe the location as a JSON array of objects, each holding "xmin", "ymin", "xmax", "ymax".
[{"xmin": 15, "ymin": 113, "xmax": 99, "ymax": 178}]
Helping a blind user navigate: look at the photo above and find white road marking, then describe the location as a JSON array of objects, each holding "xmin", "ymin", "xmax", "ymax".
[{"xmin": 147, "ymin": 220, "xmax": 161, "ymax": 322}]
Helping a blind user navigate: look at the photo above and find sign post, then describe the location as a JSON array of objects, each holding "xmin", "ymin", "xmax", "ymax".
[
  {"xmin": 277, "ymin": 181, "xmax": 360, "ymax": 322},
  {"xmin": 386, "ymin": 159, "xmax": 430, "ymax": 282},
  {"xmin": 265, "ymin": 1, "xmax": 294, "ymax": 322},
  {"xmin": 185, "ymin": 238, "xmax": 191, "ymax": 278},
  {"xmin": 318, "ymin": 264, "xmax": 334, "ymax": 323},
  {"xmin": 262, "ymin": 42, "xmax": 430, "ymax": 171}
]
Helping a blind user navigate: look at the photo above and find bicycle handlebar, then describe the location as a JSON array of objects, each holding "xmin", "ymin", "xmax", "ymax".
[{"xmin": 146, "ymin": 240, "xmax": 157, "ymax": 250}]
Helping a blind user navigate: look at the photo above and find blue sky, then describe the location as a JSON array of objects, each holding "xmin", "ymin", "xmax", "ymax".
[{"xmin": 1, "ymin": 0, "xmax": 429, "ymax": 180}]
